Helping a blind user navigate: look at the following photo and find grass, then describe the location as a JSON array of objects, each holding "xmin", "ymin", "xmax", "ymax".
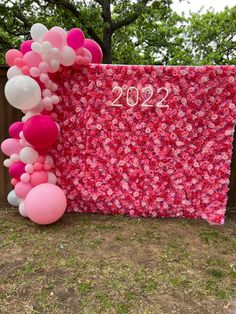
[{"xmin": 1, "ymin": 209, "xmax": 236, "ymax": 313}]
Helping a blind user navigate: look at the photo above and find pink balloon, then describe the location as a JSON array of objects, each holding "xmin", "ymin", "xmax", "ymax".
[
  {"xmin": 20, "ymin": 40, "xmax": 33, "ymax": 55},
  {"xmin": 1, "ymin": 138, "xmax": 22, "ymax": 156},
  {"xmin": 9, "ymin": 161, "xmax": 25, "ymax": 179},
  {"xmin": 9, "ymin": 122, "xmax": 24, "ymax": 139},
  {"xmin": 5, "ymin": 49, "xmax": 23, "ymax": 66},
  {"xmin": 67, "ymin": 28, "xmax": 85, "ymax": 50},
  {"xmin": 23, "ymin": 51, "xmax": 42, "ymax": 68},
  {"xmin": 23, "ymin": 115, "xmax": 58, "ymax": 149},
  {"xmin": 30, "ymin": 171, "xmax": 48, "ymax": 186},
  {"xmin": 15, "ymin": 58, "xmax": 25, "ymax": 68},
  {"xmin": 43, "ymin": 30, "xmax": 64, "ymax": 49},
  {"xmin": 83, "ymin": 39, "xmax": 103, "ymax": 63},
  {"xmin": 15, "ymin": 182, "xmax": 33, "ymax": 198},
  {"xmin": 50, "ymin": 26, "xmax": 67, "ymax": 45},
  {"xmin": 11, "ymin": 178, "xmax": 19, "ymax": 186},
  {"xmin": 25, "ymin": 183, "xmax": 67, "ymax": 225}
]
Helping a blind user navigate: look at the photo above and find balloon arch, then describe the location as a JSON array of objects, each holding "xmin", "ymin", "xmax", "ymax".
[{"xmin": 1, "ymin": 23, "xmax": 103, "ymax": 224}]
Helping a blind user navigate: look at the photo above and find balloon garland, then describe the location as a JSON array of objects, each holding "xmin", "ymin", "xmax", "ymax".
[{"xmin": 1, "ymin": 23, "xmax": 103, "ymax": 224}]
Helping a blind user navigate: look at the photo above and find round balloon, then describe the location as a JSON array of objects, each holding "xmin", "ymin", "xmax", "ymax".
[
  {"xmin": 5, "ymin": 49, "xmax": 23, "ymax": 66},
  {"xmin": 23, "ymin": 115, "xmax": 58, "ymax": 149},
  {"xmin": 20, "ymin": 40, "xmax": 33, "ymax": 55},
  {"xmin": 15, "ymin": 182, "xmax": 33, "ymax": 199},
  {"xmin": 9, "ymin": 122, "xmax": 24, "ymax": 139},
  {"xmin": 7, "ymin": 66, "xmax": 22, "ymax": 79},
  {"xmin": 19, "ymin": 201, "xmax": 28, "ymax": 217},
  {"xmin": 7, "ymin": 190, "xmax": 21, "ymax": 206},
  {"xmin": 4, "ymin": 75, "xmax": 41, "ymax": 110},
  {"xmin": 25, "ymin": 183, "xmax": 67, "ymax": 225},
  {"xmin": 83, "ymin": 39, "xmax": 103, "ymax": 63},
  {"xmin": 9, "ymin": 161, "xmax": 25, "ymax": 179},
  {"xmin": 67, "ymin": 28, "xmax": 84, "ymax": 50},
  {"xmin": 31, "ymin": 23, "xmax": 48, "ymax": 42},
  {"xmin": 1, "ymin": 138, "xmax": 22, "ymax": 156},
  {"xmin": 19, "ymin": 147, "xmax": 39, "ymax": 164}
]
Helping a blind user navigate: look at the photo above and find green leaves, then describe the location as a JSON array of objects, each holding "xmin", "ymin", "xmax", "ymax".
[{"xmin": 0, "ymin": 0, "xmax": 235, "ymax": 65}]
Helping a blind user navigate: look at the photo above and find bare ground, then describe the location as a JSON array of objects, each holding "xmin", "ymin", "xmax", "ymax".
[{"xmin": 1, "ymin": 208, "xmax": 236, "ymax": 314}]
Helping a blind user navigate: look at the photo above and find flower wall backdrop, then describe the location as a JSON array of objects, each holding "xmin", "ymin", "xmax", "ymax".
[{"xmin": 51, "ymin": 64, "xmax": 236, "ymax": 225}]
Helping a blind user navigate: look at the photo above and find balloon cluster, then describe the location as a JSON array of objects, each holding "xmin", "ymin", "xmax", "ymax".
[{"xmin": 1, "ymin": 23, "xmax": 103, "ymax": 224}]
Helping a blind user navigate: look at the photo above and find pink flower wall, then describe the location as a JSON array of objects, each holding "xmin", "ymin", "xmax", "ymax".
[{"xmin": 51, "ymin": 64, "xmax": 236, "ymax": 224}]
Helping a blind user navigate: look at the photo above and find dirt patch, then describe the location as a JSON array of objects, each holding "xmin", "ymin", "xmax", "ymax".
[{"xmin": 1, "ymin": 208, "xmax": 236, "ymax": 313}]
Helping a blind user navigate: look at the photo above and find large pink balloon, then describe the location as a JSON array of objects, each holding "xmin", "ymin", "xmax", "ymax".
[
  {"xmin": 25, "ymin": 183, "xmax": 67, "ymax": 225},
  {"xmin": 9, "ymin": 161, "xmax": 25, "ymax": 179},
  {"xmin": 9, "ymin": 122, "xmax": 24, "ymax": 139},
  {"xmin": 67, "ymin": 28, "xmax": 85, "ymax": 50},
  {"xmin": 23, "ymin": 115, "xmax": 58, "ymax": 149},
  {"xmin": 83, "ymin": 39, "xmax": 103, "ymax": 63},
  {"xmin": 23, "ymin": 51, "xmax": 42, "ymax": 68},
  {"xmin": 20, "ymin": 40, "xmax": 33, "ymax": 55},
  {"xmin": 5, "ymin": 49, "xmax": 23, "ymax": 66},
  {"xmin": 15, "ymin": 182, "xmax": 33, "ymax": 199},
  {"xmin": 43, "ymin": 30, "xmax": 64, "ymax": 49},
  {"xmin": 1, "ymin": 138, "xmax": 22, "ymax": 156}
]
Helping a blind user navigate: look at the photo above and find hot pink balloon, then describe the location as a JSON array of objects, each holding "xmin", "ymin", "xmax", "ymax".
[
  {"xmin": 20, "ymin": 40, "xmax": 33, "ymax": 55},
  {"xmin": 9, "ymin": 161, "xmax": 25, "ymax": 179},
  {"xmin": 83, "ymin": 39, "xmax": 103, "ymax": 63},
  {"xmin": 23, "ymin": 115, "xmax": 58, "ymax": 149},
  {"xmin": 5, "ymin": 49, "xmax": 23, "ymax": 66},
  {"xmin": 9, "ymin": 122, "xmax": 24, "ymax": 139},
  {"xmin": 1, "ymin": 138, "xmax": 22, "ymax": 156},
  {"xmin": 25, "ymin": 183, "xmax": 67, "ymax": 225},
  {"xmin": 30, "ymin": 170, "xmax": 48, "ymax": 186},
  {"xmin": 43, "ymin": 30, "xmax": 64, "ymax": 49},
  {"xmin": 23, "ymin": 51, "xmax": 42, "ymax": 68},
  {"xmin": 15, "ymin": 182, "xmax": 33, "ymax": 199},
  {"xmin": 67, "ymin": 28, "xmax": 85, "ymax": 50}
]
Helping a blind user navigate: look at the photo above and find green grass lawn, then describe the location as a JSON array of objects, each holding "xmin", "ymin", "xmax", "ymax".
[{"xmin": 1, "ymin": 208, "xmax": 236, "ymax": 314}]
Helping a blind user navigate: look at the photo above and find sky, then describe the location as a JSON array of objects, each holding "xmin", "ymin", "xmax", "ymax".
[{"xmin": 171, "ymin": 0, "xmax": 235, "ymax": 16}]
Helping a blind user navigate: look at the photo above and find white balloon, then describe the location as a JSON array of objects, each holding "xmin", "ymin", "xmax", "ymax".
[
  {"xmin": 60, "ymin": 46, "xmax": 76, "ymax": 66},
  {"xmin": 31, "ymin": 42, "xmax": 42, "ymax": 53},
  {"xmin": 7, "ymin": 66, "xmax": 22, "ymax": 79},
  {"xmin": 19, "ymin": 201, "xmax": 28, "ymax": 217},
  {"xmin": 3, "ymin": 159, "xmax": 12, "ymax": 167},
  {"xmin": 41, "ymin": 41, "xmax": 52, "ymax": 52},
  {"xmin": 19, "ymin": 147, "xmax": 39, "ymax": 164},
  {"xmin": 30, "ymin": 23, "xmax": 48, "ymax": 42},
  {"xmin": 22, "ymin": 111, "xmax": 40, "ymax": 122},
  {"xmin": 7, "ymin": 190, "xmax": 21, "ymax": 206},
  {"xmin": 48, "ymin": 172, "xmax": 57, "ymax": 184},
  {"xmin": 5, "ymin": 75, "xmax": 41, "ymax": 110}
]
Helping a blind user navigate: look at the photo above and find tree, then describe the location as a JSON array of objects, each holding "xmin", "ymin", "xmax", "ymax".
[
  {"xmin": 0, "ymin": 0, "xmax": 173, "ymax": 64},
  {"xmin": 0, "ymin": 1, "xmax": 235, "ymax": 65}
]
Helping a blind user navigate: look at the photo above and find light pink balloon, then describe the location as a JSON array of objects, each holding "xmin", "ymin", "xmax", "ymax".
[
  {"xmin": 25, "ymin": 183, "xmax": 67, "ymax": 225},
  {"xmin": 20, "ymin": 40, "xmax": 33, "ymax": 55},
  {"xmin": 15, "ymin": 182, "xmax": 33, "ymax": 199},
  {"xmin": 83, "ymin": 39, "xmax": 103, "ymax": 63},
  {"xmin": 5, "ymin": 49, "xmax": 23, "ymax": 66},
  {"xmin": 50, "ymin": 26, "xmax": 67, "ymax": 45},
  {"xmin": 30, "ymin": 171, "xmax": 48, "ymax": 186},
  {"xmin": 23, "ymin": 51, "xmax": 42, "ymax": 68},
  {"xmin": 1, "ymin": 138, "xmax": 22, "ymax": 156},
  {"xmin": 43, "ymin": 30, "xmax": 64, "ymax": 49}
]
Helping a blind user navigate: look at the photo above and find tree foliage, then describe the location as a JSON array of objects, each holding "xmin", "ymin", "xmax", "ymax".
[{"xmin": 0, "ymin": 0, "xmax": 235, "ymax": 65}]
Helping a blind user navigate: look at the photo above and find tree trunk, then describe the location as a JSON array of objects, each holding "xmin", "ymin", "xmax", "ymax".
[{"xmin": 102, "ymin": 28, "xmax": 112, "ymax": 64}]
